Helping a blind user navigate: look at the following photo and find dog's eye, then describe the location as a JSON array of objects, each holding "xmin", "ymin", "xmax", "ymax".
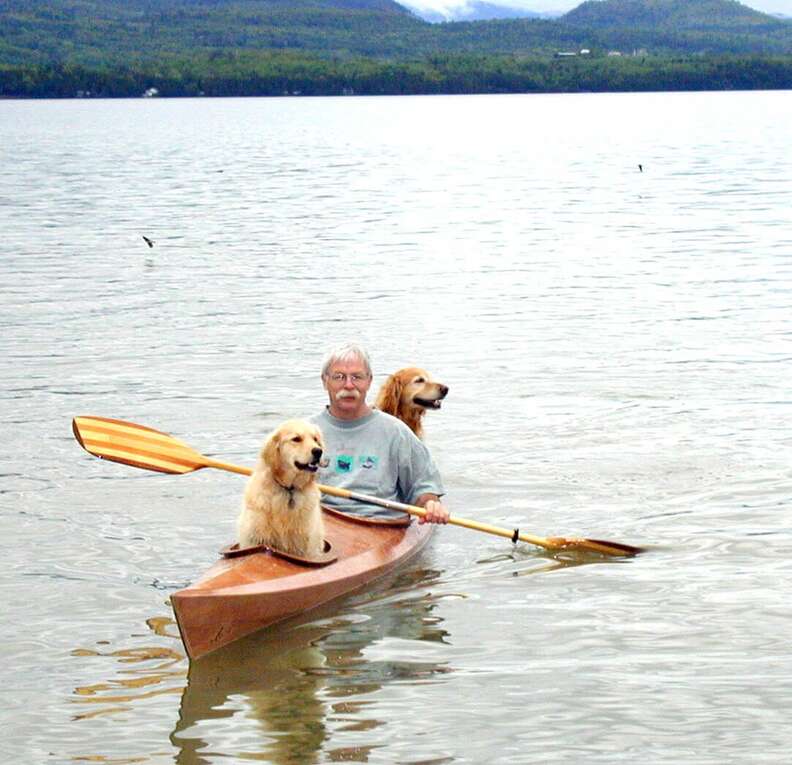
[
  {"xmin": 414, "ymin": 377, "xmax": 425, "ymax": 383},
  {"xmin": 292, "ymin": 436, "xmax": 303, "ymax": 443}
]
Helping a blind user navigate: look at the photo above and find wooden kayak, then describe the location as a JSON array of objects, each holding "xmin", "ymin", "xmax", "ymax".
[{"xmin": 171, "ymin": 508, "xmax": 433, "ymax": 660}]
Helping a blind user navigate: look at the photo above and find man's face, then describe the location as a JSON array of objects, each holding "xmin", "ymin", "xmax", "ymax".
[{"xmin": 323, "ymin": 358, "xmax": 373, "ymax": 420}]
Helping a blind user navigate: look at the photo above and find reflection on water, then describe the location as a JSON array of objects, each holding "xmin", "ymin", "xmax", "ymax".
[
  {"xmin": 173, "ymin": 623, "xmax": 331, "ymax": 765},
  {"xmin": 172, "ymin": 567, "xmax": 450, "ymax": 764},
  {"xmin": 65, "ymin": 565, "xmax": 453, "ymax": 764},
  {"xmin": 166, "ymin": 554, "xmax": 609, "ymax": 763},
  {"xmin": 70, "ymin": 618, "xmax": 186, "ymax": 723},
  {"xmin": 476, "ymin": 548, "xmax": 617, "ymax": 577}
]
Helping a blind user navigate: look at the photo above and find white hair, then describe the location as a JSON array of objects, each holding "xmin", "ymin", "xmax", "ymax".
[{"xmin": 320, "ymin": 343, "xmax": 372, "ymax": 378}]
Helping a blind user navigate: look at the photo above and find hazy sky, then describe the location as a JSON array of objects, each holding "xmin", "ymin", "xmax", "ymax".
[{"xmin": 403, "ymin": 0, "xmax": 790, "ymax": 17}]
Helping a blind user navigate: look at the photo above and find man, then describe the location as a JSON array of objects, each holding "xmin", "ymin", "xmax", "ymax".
[{"xmin": 311, "ymin": 342, "xmax": 450, "ymax": 524}]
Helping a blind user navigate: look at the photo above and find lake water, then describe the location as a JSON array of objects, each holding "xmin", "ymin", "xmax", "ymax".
[{"xmin": 1, "ymin": 90, "xmax": 791, "ymax": 764}]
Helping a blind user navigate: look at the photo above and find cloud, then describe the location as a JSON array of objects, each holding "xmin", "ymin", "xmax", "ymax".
[{"xmin": 401, "ymin": 0, "xmax": 573, "ymax": 20}]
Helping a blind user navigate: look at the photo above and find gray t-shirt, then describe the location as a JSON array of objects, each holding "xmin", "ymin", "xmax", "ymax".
[{"xmin": 311, "ymin": 408, "xmax": 444, "ymax": 518}]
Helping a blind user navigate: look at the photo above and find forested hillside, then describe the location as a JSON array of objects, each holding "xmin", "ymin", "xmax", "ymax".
[
  {"xmin": 0, "ymin": 0, "xmax": 427, "ymax": 65},
  {"xmin": 565, "ymin": 0, "xmax": 781, "ymax": 28},
  {"xmin": 559, "ymin": 0, "xmax": 790, "ymax": 54}
]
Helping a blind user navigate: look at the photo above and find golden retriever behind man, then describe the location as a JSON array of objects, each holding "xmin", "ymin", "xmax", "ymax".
[
  {"xmin": 375, "ymin": 367, "xmax": 449, "ymax": 440},
  {"xmin": 238, "ymin": 419, "xmax": 325, "ymax": 558}
]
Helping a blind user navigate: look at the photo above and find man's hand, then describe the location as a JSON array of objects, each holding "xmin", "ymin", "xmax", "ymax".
[{"xmin": 417, "ymin": 496, "xmax": 450, "ymax": 524}]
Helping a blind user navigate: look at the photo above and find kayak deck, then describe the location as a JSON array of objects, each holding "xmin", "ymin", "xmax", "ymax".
[{"xmin": 171, "ymin": 509, "xmax": 432, "ymax": 660}]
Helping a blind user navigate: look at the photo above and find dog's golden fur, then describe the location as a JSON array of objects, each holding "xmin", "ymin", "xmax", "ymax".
[
  {"xmin": 238, "ymin": 419, "xmax": 325, "ymax": 557},
  {"xmin": 375, "ymin": 367, "xmax": 449, "ymax": 440}
]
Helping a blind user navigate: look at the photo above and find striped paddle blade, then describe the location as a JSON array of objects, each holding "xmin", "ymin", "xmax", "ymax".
[{"xmin": 72, "ymin": 416, "xmax": 210, "ymax": 474}]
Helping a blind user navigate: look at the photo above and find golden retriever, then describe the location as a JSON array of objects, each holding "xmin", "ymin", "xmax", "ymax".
[
  {"xmin": 238, "ymin": 419, "xmax": 325, "ymax": 558},
  {"xmin": 375, "ymin": 367, "xmax": 449, "ymax": 439}
]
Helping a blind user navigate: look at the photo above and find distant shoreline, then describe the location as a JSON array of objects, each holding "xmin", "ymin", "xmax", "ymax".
[{"xmin": 3, "ymin": 53, "xmax": 792, "ymax": 100}]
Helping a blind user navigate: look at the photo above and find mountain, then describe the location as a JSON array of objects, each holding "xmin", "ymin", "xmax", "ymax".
[
  {"xmin": 559, "ymin": 0, "xmax": 789, "ymax": 55},
  {"xmin": 0, "ymin": 0, "xmax": 426, "ymax": 65},
  {"xmin": 0, "ymin": 0, "xmax": 790, "ymax": 67},
  {"xmin": 563, "ymin": 0, "xmax": 783, "ymax": 29}
]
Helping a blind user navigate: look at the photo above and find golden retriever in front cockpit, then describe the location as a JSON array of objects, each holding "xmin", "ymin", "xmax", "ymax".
[{"xmin": 238, "ymin": 419, "xmax": 325, "ymax": 557}]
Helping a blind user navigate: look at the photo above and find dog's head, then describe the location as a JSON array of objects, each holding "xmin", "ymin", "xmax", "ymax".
[
  {"xmin": 376, "ymin": 368, "xmax": 449, "ymax": 433},
  {"xmin": 261, "ymin": 419, "xmax": 324, "ymax": 489}
]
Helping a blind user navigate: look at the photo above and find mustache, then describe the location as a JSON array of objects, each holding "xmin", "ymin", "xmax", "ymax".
[{"xmin": 336, "ymin": 390, "xmax": 360, "ymax": 401}]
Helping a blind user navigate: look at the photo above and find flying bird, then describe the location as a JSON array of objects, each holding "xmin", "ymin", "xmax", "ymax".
[{"xmin": 142, "ymin": 236, "xmax": 154, "ymax": 248}]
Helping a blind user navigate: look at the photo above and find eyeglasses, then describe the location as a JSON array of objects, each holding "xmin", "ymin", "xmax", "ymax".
[{"xmin": 326, "ymin": 372, "xmax": 370, "ymax": 384}]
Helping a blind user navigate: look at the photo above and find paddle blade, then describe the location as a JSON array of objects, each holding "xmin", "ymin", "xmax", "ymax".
[
  {"xmin": 580, "ymin": 538, "xmax": 645, "ymax": 557},
  {"xmin": 544, "ymin": 536, "xmax": 644, "ymax": 558},
  {"xmin": 72, "ymin": 416, "xmax": 209, "ymax": 475}
]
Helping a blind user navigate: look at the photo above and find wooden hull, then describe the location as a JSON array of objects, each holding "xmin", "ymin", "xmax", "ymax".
[{"xmin": 171, "ymin": 511, "xmax": 433, "ymax": 660}]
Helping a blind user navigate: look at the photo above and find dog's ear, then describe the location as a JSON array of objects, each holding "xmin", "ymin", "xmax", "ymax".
[
  {"xmin": 376, "ymin": 373, "xmax": 404, "ymax": 416},
  {"xmin": 262, "ymin": 429, "xmax": 281, "ymax": 470}
]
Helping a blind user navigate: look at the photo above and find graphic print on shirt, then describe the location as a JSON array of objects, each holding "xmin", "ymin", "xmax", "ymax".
[
  {"xmin": 335, "ymin": 455, "xmax": 354, "ymax": 474},
  {"xmin": 359, "ymin": 456, "xmax": 378, "ymax": 470}
]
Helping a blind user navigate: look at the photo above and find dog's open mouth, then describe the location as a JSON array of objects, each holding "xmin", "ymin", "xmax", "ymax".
[
  {"xmin": 295, "ymin": 460, "xmax": 320, "ymax": 472},
  {"xmin": 413, "ymin": 397, "xmax": 444, "ymax": 410}
]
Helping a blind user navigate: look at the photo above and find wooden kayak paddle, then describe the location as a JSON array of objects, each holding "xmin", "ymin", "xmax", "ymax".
[{"xmin": 72, "ymin": 415, "xmax": 644, "ymax": 558}]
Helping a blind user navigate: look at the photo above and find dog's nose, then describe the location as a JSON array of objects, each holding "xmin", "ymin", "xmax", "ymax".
[
  {"xmin": 439, "ymin": 385, "xmax": 449, "ymax": 397},
  {"xmin": 311, "ymin": 447, "xmax": 323, "ymax": 461}
]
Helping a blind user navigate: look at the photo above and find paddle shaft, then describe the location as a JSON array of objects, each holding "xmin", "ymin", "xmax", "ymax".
[
  {"xmin": 323, "ymin": 485, "xmax": 551, "ymax": 545},
  {"xmin": 204, "ymin": 458, "xmax": 563, "ymax": 550},
  {"xmin": 114, "ymin": 451, "xmax": 547, "ymax": 545}
]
